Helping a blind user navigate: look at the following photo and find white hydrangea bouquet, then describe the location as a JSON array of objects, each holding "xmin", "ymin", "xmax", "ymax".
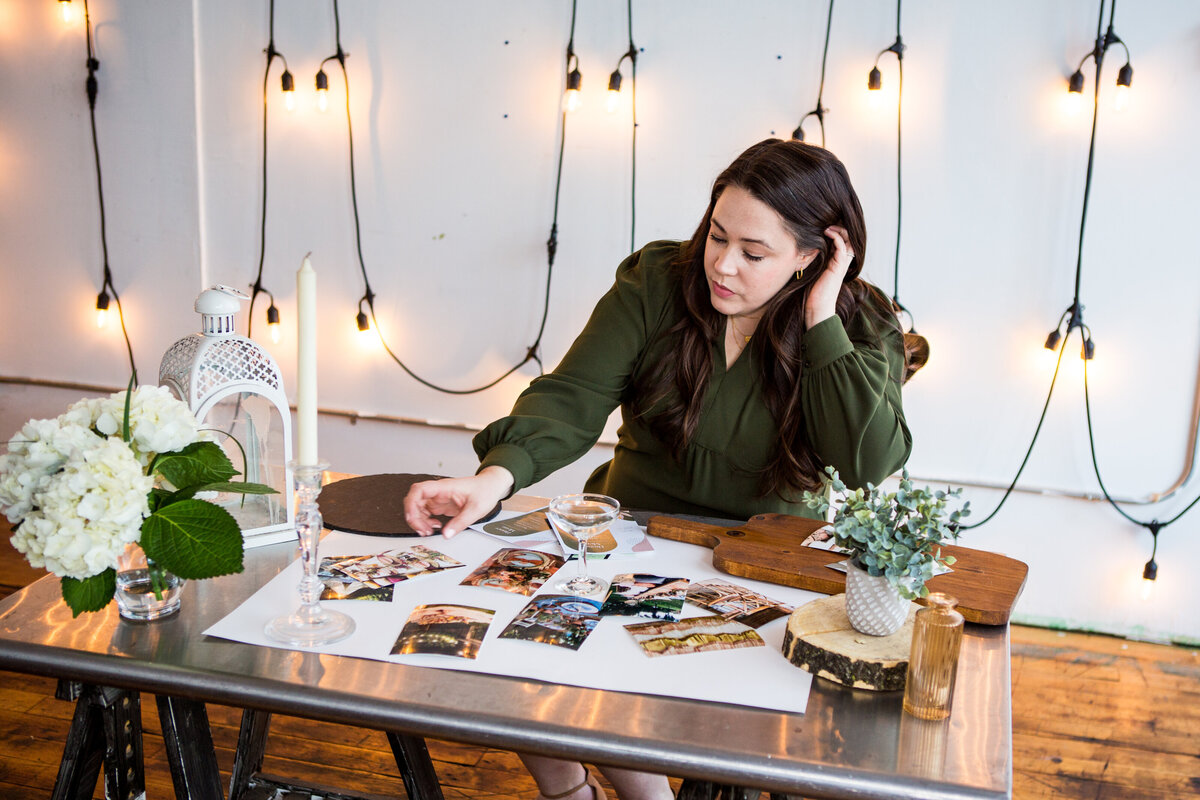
[{"xmin": 0, "ymin": 383, "xmax": 275, "ymax": 616}]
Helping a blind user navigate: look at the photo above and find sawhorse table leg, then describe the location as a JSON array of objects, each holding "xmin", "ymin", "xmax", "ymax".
[{"xmin": 51, "ymin": 681, "xmax": 146, "ymax": 800}]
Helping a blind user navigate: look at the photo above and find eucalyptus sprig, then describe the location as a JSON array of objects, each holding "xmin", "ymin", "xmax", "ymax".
[{"xmin": 802, "ymin": 467, "xmax": 970, "ymax": 600}]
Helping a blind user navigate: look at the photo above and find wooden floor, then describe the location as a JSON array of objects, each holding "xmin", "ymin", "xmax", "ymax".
[{"xmin": 0, "ymin": 545, "xmax": 1197, "ymax": 799}]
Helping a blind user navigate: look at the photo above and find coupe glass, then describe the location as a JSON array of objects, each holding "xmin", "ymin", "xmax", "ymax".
[{"xmin": 548, "ymin": 493, "xmax": 620, "ymax": 597}]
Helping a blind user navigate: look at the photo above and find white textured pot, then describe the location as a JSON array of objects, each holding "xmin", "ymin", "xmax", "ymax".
[{"xmin": 844, "ymin": 561, "xmax": 910, "ymax": 636}]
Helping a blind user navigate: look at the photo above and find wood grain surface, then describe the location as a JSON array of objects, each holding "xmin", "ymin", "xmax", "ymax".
[{"xmin": 647, "ymin": 512, "xmax": 1028, "ymax": 625}]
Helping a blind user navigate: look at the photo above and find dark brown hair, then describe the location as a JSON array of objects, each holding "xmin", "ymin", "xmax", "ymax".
[{"xmin": 630, "ymin": 139, "xmax": 898, "ymax": 498}]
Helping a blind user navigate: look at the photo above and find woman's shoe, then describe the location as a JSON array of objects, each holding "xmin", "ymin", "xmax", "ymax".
[{"xmin": 536, "ymin": 768, "xmax": 607, "ymax": 800}]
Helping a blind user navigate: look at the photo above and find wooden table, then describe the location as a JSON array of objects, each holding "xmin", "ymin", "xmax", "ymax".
[{"xmin": 0, "ymin": 503, "xmax": 1014, "ymax": 800}]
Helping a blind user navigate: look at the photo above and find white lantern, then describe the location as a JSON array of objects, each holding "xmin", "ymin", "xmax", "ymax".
[{"xmin": 158, "ymin": 285, "xmax": 294, "ymax": 547}]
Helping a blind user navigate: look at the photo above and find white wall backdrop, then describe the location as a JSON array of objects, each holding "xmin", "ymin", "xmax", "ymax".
[{"xmin": 2, "ymin": 0, "xmax": 1198, "ymax": 643}]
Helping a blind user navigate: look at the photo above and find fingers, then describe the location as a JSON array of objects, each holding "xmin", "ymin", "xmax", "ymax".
[
  {"xmin": 403, "ymin": 474, "xmax": 506, "ymax": 539},
  {"xmin": 403, "ymin": 479, "xmax": 459, "ymax": 537},
  {"xmin": 824, "ymin": 226, "xmax": 854, "ymax": 264}
]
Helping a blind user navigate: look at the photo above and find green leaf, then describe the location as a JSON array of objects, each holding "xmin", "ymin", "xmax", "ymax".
[
  {"xmin": 147, "ymin": 487, "xmax": 174, "ymax": 513},
  {"xmin": 168, "ymin": 481, "xmax": 278, "ymax": 503},
  {"xmin": 153, "ymin": 441, "xmax": 238, "ymax": 489},
  {"xmin": 61, "ymin": 570, "xmax": 116, "ymax": 617},
  {"xmin": 141, "ymin": 499, "xmax": 244, "ymax": 579}
]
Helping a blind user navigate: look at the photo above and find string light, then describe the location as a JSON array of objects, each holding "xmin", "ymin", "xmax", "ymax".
[
  {"xmin": 266, "ymin": 298, "xmax": 281, "ymax": 344},
  {"xmin": 95, "ymin": 290, "xmax": 109, "ymax": 329},
  {"xmin": 76, "ymin": 0, "xmax": 137, "ymax": 379},
  {"xmin": 1114, "ymin": 62, "xmax": 1133, "ymax": 110},
  {"xmin": 245, "ymin": 0, "xmax": 288, "ymax": 340},
  {"xmin": 612, "ymin": 0, "xmax": 639, "ymax": 253},
  {"xmin": 316, "ymin": 69, "xmax": 329, "ymax": 112},
  {"xmin": 321, "ymin": 0, "xmax": 566, "ymax": 393},
  {"xmin": 58, "ymin": 0, "xmax": 73, "ymax": 23},
  {"xmin": 605, "ymin": 69, "xmax": 622, "ymax": 113},
  {"xmin": 792, "ymin": 0, "xmax": 835, "ymax": 147},
  {"xmin": 563, "ymin": 58, "xmax": 583, "ymax": 113},
  {"xmin": 281, "ymin": 68, "xmax": 295, "ymax": 111},
  {"xmin": 964, "ymin": 1, "xmax": 1200, "ymax": 579}
]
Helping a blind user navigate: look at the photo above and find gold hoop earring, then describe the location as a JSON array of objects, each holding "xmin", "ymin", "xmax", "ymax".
[{"xmin": 795, "ymin": 268, "xmax": 803, "ymax": 281}]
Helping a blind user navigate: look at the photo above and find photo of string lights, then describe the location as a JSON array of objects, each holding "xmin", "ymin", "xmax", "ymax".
[
  {"xmin": 61, "ymin": 0, "xmax": 139, "ymax": 381},
  {"xmin": 960, "ymin": 0, "xmax": 1200, "ymax": 588}
]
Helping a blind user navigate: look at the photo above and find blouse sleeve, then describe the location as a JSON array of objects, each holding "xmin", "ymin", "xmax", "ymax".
[
  {"xmin": 799, "ymin": 293, "xmax": 912, "ymax": 489},
  {"xmin": 472, "ymin": 241, "xmax": 679, "ymax": 493}
]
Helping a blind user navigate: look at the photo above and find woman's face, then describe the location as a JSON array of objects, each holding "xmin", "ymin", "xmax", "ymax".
[{"xmin": 703, "ymin": 185, "xmax": 815, "ymax": 321}]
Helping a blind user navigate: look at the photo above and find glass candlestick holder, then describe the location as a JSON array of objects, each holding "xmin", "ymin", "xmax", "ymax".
[{"xmin": 264, "ymin": 462, "xmax": 356, "ymax": 646}]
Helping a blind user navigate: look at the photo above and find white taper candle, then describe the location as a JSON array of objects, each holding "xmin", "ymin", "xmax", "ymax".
[{"xmin": 296, "ymin": 253, "xmax": 318, "ymax": 465}]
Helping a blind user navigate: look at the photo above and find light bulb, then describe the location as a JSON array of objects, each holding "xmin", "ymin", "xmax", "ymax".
[
  {"xmin": 356, "ymin": 310, "xmax": 371, "ymax": 333},
  {"xmin": 59, "ymin": 0, "xmax": 73, "ymax": 23},
  {"xmin": 95, "ymin": 291, "xmax": 110, "ymax": 329},
  {"xmin": 316, "ymin": 70, "xmax": 329, "ymax": 113},
  {"xmin": 563, "ymin": 68, "xmax": 583, "ymax": 113},
  {"xmin": 281, "ymin": 70, "xmax": 295, "ymax": 112},
  {"xmin": 267, "ymin": 304, "xmax": 281, "ymax": 344},
  {"xmin": 606, "ymin": 70, "xmax": 622, "ymax": 113},
  {"xmin": 1113, "ymin": 84, "xmax": 1129, "ymax": 111}
]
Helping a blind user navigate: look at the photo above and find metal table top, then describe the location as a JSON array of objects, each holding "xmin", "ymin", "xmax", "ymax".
[{"xmin": 0, "ymin": 523, "xmax": 1012, "ymax": 800}]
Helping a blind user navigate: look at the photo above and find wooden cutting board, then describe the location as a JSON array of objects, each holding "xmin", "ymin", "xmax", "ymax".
[{"xmin": 647, "ymin": 513, "xmax": 1028, "ymax": 626}]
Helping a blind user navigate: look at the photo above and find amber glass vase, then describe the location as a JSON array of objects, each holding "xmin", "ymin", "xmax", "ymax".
[{"xmin": 903, "ymin": 593, "xmax": 964, "ymax": 720}]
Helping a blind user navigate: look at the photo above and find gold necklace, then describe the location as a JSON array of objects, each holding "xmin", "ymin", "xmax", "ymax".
[{"xmin": 728, "ymin": 317, "xmax": 755, "ymax": 344}]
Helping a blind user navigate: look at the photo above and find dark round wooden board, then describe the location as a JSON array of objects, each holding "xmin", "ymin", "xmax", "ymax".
[{"xmin": 317, "ymin": 473, "xmax": 500, "ymax": 537}]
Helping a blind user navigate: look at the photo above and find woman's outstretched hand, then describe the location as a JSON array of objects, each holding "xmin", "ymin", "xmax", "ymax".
[
  {"xmin": 804, "ymin": 225, "xmax": 856, "ymax": 329},
  {"xmin": 403, "ymin": 466, "xmax": 514, "ymax": 538}
]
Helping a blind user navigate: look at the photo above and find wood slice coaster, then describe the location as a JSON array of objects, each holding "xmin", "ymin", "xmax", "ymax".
[
  {"xmin": 318, "ymin": 473, "xmax": 501, "ymax": 537},
  {"xmin": 781, "ymin": 594, "xmax": 917, "ymax": 691}
]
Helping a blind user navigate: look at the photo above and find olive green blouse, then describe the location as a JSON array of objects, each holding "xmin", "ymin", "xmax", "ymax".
[{"xmin": 474, "ymin": 240, "xmax": 911, "ymax": 521}]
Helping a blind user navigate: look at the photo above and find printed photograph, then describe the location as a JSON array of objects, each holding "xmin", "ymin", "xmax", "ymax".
[
  {"xmin": 499, "ymin": 595, "xmax": 603, "ymax": 650},
  {"xmin": 478, "ymin": 508, "xmax": 552, "ymax": 538},
  {"xmin": 333, "ymin": 546, "xmax": 465, "ymax": 588},
  {"xmin": 624, "ymin": 615, "xmax": 765, "ymax": 658},
  {"xmin": 686, "ymin": 578, "xmax": 794, "ymax": 628},
  {"xmin": 599, "ymin": 573, "xmax": 689, "ymax": 621},
  {"xmin": 801, "ymin": 527, "xmax": 846, "ymax": 552},
  {"xmin": 390, "ymin": 604, "xmax": 495, "ymax": 659},
  {"xmin": 460, "ymin": 547, "xmax": 566, "ymax": 595},
  {"xmin": 318, "ymin": 556, "xmax": 395, "ymax": 601},
  {"xmin": 551, "ymin": 518, "xmax": 655, "ymax": 558}
]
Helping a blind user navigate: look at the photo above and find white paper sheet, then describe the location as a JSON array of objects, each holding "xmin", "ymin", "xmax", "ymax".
[{"xmin": 204, "ymin": 529, "xmax": 818, "ymax": 714}]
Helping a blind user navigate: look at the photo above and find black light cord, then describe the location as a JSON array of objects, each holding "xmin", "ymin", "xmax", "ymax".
[
  {"xmin": 966, "ymin": 0, "xmax": 1198, "ymax": 547},
  {"xmin": 333, "ymin": 0, "xmax": 571, "ymax": 394},
  {"xmin": 621, "ymin": 0, "xmax": 638, "ymax": 254},
  {"xmin": 957, "ymin": 324, "xmax": 1070, "ymax": 531},
  {"xmin": 246, "ymin": 0, "xmax": 287, "ymax": 339},
  {"xmin": 1084, "ymin": 357, "xmax": 1200, "ymax": 532},
  {"xmin": 82, "ymin": 0, "xmax": 137, "ymax": 383},
  {"xmin": 792, "ymin": 0, "xmax": 835, "ymax": 147},
  {"xmin": 874, "ymin": 0, "xmax": 909, "ymax": 329}
]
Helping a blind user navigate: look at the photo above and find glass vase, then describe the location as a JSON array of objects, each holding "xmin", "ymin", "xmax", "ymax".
[
  {"xmin": 114, "ymin": 542, "xmax": 184, "ymax": 621},
  {"xmin": 903, "ymin": 593, "xmax": 965, "ymax": 720}
]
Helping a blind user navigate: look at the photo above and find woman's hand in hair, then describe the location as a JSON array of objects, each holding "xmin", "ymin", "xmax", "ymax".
[
  {"xmin": 804, "ymin": 225, "xmax": 856, "ymax": 329},
  {"xmin": 403, "ymin": 466, "xmax": 514, "ymax": 538}
]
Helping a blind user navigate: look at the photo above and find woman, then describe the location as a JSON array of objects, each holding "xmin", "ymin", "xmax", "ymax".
[{"xmin": 404, "ymin": 139, "xmax": 911, "ymax": 800}]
